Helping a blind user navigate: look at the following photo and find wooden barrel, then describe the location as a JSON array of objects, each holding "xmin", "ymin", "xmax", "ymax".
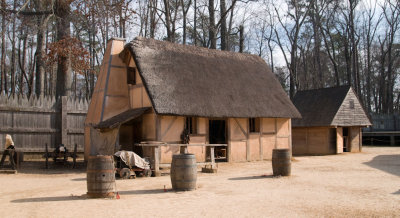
[
  {"xmin": 170, "ymin": 154, "xmax": 197, "ymax": 191},
  {"xmin": 87, "ymin": 155, "xmax": 115, "ymax": 198},
  {"xmin": 272, "ymin": 149, "xmax": 291, "ymax": 176}
]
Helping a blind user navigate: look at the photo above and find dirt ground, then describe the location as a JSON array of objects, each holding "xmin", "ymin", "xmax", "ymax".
[{"xmin": 0, "ymin": 146, "xmax": 399, "ymax": 218}]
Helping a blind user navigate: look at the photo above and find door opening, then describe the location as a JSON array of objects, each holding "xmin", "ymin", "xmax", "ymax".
[
  {"xmin": 119, "ymin": 118, "xmax": 143, "ymax": 156},
  {"xmin": 343, "ymin": 127, "xmax": 349, "ymax": 152},
  {"xmin": 209, "ymin": 120, "xmax": 227, "ymax": 161}
]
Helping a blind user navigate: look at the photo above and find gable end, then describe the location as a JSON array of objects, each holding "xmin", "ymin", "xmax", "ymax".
[{"xmin": 331, "ymin": 88, "xmax": 372, "ymax": 126}]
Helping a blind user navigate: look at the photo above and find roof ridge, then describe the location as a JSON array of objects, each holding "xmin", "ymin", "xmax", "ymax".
[{"xmin": 131, "ymin": 37, "xmax": 265, "ymax": 62}]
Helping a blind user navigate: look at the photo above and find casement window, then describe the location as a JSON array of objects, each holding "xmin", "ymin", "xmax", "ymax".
[
  {"xmin": 127, "ymin": 67, "xmax": 136, "ymax": 85},
  {"xmin": 186, "ymin": 117, "xmax": 197, "ymax": 134},
  {"xmin": 249, "ymin": 118, "xmax": 260, "ymax": 133},
  {"xmin": 349, "ymin": 100, "xmax": 355, "ymax": 109}
]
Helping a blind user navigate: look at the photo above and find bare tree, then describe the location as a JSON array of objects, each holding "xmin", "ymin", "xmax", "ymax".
[
  {"xmin": 1, "ymin": 0, "xmax": 6, "ymax": 93},
  {"xmin": 274, "ymin": 0, "xmax": 311, "ymax": 98},
  {"xmin": 180, "ymin": 0, "xmax": 192, "ymax": 44},
  {"xmin": 381, "ymin": 0, "xmax": 400, "ymax": 113},
  {"xmin": 208, "ymin": 0, "xmax": 216, "ymax": 49}
]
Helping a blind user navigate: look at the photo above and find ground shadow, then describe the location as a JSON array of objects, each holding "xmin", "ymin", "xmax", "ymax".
[
  {"xmin": 6, "ymin": 161, "xmax": 86, "ymax": 175},
  {"xmin": 228, "ymin": 174, "xmax": 275, "ymax": 181},
  {"xmin": 392, "ymin": 189, "xmax": 400, "ymax": 195},
  {"xmin": 11, "ymin": 195, "xmax": 85, "ymax": 203},
  {"xmin": 363, "ymin": 154, "xmax": 400, "ymax": 177},
  {"xmin": 118, "ymin": 189, "xmax": 166, "ymax": 195}
]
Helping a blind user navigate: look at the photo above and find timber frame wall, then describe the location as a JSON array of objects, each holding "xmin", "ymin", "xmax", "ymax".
[
  {"xmin": 292, "ymin": 126, "xmax": 362, "ymax": 155},
  {"xmin": 135, "ymin": 114, "xmax": 292, "ymax": 163},
  {"xmin": 0, "ymin": 94, "xmax": 88, "ymax": 153}
]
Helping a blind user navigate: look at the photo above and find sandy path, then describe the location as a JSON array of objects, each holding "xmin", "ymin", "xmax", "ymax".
[{"xmin": 0, "ymin": 146, "xmax": 399, "ymax": 218}]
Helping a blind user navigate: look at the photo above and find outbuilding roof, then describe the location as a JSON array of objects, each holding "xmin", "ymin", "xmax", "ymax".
[
  {"xmin": 292, "ymin": 86, "xmax": 371, "ymax": 127},
  {"xmin": 121, "ymin": 37, "xmax": 301, "ymax": 118}
]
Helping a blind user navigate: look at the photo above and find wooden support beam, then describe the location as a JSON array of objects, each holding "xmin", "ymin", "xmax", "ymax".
[
  {"xmin": 61, "ymin": 96, "xmax": 68, "ymax": 145},
  {"xmin": 210, "ymin": 146, "xmax": 216, "ymax": 168},
  {"xmin": 153, "ymin": 146, "xmax": 161, "ymax": 177}
]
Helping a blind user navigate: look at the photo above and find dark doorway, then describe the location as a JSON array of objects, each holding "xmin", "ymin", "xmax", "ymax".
[
  {"xmin": 343, "ymin": 127, "xmax": 349, "ymax": 152},
  {"xmin": 209, "ymin": 120, "xmax": 227, "ymax": 161},
  {"xmin": 119, "ymin": 118, "xmax": 143, "ymax": 156}
]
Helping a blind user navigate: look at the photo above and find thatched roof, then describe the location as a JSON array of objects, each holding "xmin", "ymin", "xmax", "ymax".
[
  {"xmin": 121, "ymin": 37, "xmax": 301, "ymax": 118},
  {"xmin": 292, "ymin": 86, "xmax": 371, "ymax": 127}
]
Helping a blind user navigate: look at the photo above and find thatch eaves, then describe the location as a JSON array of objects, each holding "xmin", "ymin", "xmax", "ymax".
[{"xmin": 122, "ymin": 37, "xmax": 301, "ymax": 118}]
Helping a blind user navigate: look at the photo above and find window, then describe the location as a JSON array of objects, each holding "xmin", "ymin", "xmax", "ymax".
[
  {"xmin": 349, "ymin": 100, "xmax": 355, "ymax": 109},
  {"xmin": 185, "ymin": 117, "xmax": 197, "ymax": 134},
  {"xmin": 249, "ymin": 118, "xmax": 260, "ymax": 133},
  {"xmin": 127, "ymin": 67, "xmax": 136, "ymax": 85}
]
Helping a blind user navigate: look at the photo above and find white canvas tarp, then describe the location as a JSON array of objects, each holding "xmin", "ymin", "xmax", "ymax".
[{"xmin": 114, "ymin": 150, "xmax": 150, "ymax": 170}]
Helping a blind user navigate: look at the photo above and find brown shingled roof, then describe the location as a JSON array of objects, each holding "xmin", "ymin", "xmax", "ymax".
[{"xmin": 122, "ymin": 37, "xmax": 301, "ymax": 118}]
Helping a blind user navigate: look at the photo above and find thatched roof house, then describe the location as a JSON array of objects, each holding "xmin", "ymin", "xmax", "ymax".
[
  {"xmin": 292, "ymin": 86, "xmax": 371, "ymax": 155},
  {"xmin": 85, "ymin": 37, "xmax": 300, "ymax": 169},
  {"xmin": 120, "ymin": 37, "xmax": 300, "ymax": 118}
]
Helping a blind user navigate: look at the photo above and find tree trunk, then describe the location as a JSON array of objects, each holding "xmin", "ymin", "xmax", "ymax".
[
  {"xmin": 18, "ymin": 28, "xmax": 27, "ymax": 95},
  {"xmin": 227, "ymin": 3, "xmax": 235, "ymax": 51},
  {"xmin": 1, "ymin": 0, "xmax": 6, "ymax": 93},
  {"xmin": 239, "ymin": 25, "xmax": 244, "ymax": 53},
  {"xmin": 343, "ymin": 35, "xmax": 352, "ymax": 86},
  {"xmin": 349, "ymin": 0, "xmax": 360, "ymax": 95},
  {"xmin": 10, "ymin": 0, "xmax": 16, "ymax": 96},
  {"xmin": 163, "ymin": 0, "xmax": 173, "ymax": 42},
  {"xmin": 220, "ymin": 0, "xmax": 227, "ymax": 50},
  {"xmin": 34, "ymin": 0, "xmax": 46, "ymax": 97},
  {"xmin": 193, "ymin": 0, "xmax": 197, "ymax": 45},
  {"xmin": 208, "ymin": 0, "xmax": 216, "ymax": 49},
  {"xmin": 149, "ymin": 0, "xmax": 157, "ymax": 39},
  {"xmin": 55, "ymin": 0, "xmax": 72, "ymax": 98},
  {"xmin": 366, "ymin": 35, "xmax": 372, "ymax": 112},
  {"xmin": 311, "ymin": 0, "xmax": 322, "ymax": 88}
]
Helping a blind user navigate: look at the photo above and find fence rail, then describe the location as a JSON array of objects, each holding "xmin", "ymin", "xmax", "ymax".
[{"xmin": 0, "ymin": 94, "xmax": 89, "ymax": 153}]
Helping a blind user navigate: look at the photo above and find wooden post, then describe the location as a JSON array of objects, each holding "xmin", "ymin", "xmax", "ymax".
[
  {"xmin": 288, "ymin": 119, "xmax": 292, "ymax": 153},
  {"xmin": 210, "ymin": 146, "xmax": 215, "ymax": 168},
  {"xmin": 259, "ymin": 118, "xmax": 263, "ymax": 160},
  {"xmin": 227, "ymin": 118, "xmax": 231, "ymax": 162},
  {"xmin": 61, "ymin": 96, "xmax": 68, "ymax": 145},
  {"xmin": 73, "ymin": 143, "xmax": 77, "ymax": 168},
  {"xmin": 246, "ymin": 119, "xmax": 250, "ymax": 161},
  {"xmin": 390, "ymin": 135, "xmax": 395, "ymax": 146},
  {"xmin": 153, "ymin": 145, "xmax": 161, "ymax": 177},
  {"xmin": 274, "ymin": 118, "xmax": 278, "ymax": 149},
  {"xmin": 45, "ymin": 143, "xmax": 49, "ymax": 169},
  {"xmin": 16, "ymin": 151, "xmax": 19, "ymax": 170}
]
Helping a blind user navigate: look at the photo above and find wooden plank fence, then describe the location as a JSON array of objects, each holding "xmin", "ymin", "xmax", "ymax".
[{"xmin": 0, "ymin": 94, "xmax": 89, "ymax": 153}]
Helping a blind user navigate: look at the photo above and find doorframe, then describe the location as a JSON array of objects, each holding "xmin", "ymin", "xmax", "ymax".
[
  {"xmin": 208, "ymin": 118, "xmax": 228, "ymax": 161},
  {"xmin": 343, "ymin": 127, "xmax": 350, "ymax": 152}
]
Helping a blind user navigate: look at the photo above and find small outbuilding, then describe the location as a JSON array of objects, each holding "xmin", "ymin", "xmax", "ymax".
[
  {"xmin": 84, "ymin": 37, "xmax": 301, "ymax": 166},
  {"xmin": 291, "ymin": 86, "xmax": 371, "ymax": 155}
]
